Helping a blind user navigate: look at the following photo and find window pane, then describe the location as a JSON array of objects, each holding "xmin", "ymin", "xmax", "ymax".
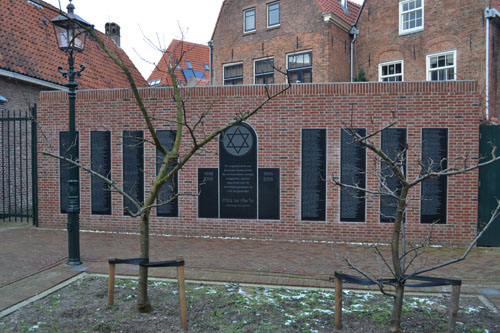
[
  {"xmin": 408, "ymin": 1, "xmax": 414, "ymax": 10},
  {"xmin": 431, "ymin": 71, "xmax": 438, "ymax": 81},
  {"xmin": 382, "ymin": 66, "xmax": 388, "ymax": 76},
  {"xmin": 430, "ymin": 57, "xmax": 437, "ymax": 68},
  {"xmin": 290, "ymin": 71, "xmax": 299, "ymax": 83},
  {"xmin": 396, "ymin": 76, "xmax": 402, "ymax": 82},
  {"xmin": 416, "ymin": 0, "xmax": 421, "ymax": 8},
  {"xmin": 438, "ymin": 56, "xmax": 445, "ymax": 67},
  {"xmin": 245, "ymin": 9, "xmax": 255, "ymax": 31},
  {"xmin": 396, "ymin": 63, "xmax": 402, "ymax": 73},
  {"xmin": 303, "ymin": 70, "xmax": 312, "ymax": 83},
  {"xmin": 403, "ymin": 3, "xmax": 408, "ymax": 11},
  {"xmin": 438, "ymin": 69, "xmax": 445, "ymax": 80},
  {"xmin": 268, "ymin": 2, "xmax": 280, "ymax": 26},
  {"xmin": 446, "ymin": 54, "xmax": 454, "ymax": 66},
  {"xmin": 447, "ymin": 68, "xmax": 454, "ymax": 80}
]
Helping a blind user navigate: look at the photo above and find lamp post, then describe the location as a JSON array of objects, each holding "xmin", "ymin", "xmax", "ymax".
[{"xmin": 52, "ymin": 0, "xmax": 91, "ymax": 265}]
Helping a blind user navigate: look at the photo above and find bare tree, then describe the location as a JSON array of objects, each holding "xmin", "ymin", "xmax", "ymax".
[
  {"xmin": 38, "ymin": 4, "xmax": 291, "ymax": 313},
  {"xmin": 331, "ymin": 120, "xmax": 500, "ymax": 332}
]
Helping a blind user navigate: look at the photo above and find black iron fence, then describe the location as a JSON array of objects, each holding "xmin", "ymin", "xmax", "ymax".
[{"xmin": 0, "ymin": 106, "xmax": 38, "ymax": 225}]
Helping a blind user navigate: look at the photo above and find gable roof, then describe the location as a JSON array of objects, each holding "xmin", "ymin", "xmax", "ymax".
[
  {"xmin": 147, "ymin": 39, "xmax": 210, "ymax": 87},
  {"xmin": 316, "ymin": 0, "xmax": 361, "ymax": 25},
  {"xmin": 211, "ymin": 0, "xmax": 361, "ymax": 40},
  {"xmin": 0, "ymin": 0, "xmax": 147, "ymax": 90}
]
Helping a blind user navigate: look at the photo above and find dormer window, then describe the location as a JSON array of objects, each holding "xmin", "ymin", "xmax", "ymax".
[
  {"xmin": 399, "ymin": 0, "xmax": 424, "ymax": 35},
  {"xmin": 148, "ymin": 78, "xmax": 162, "ymax": 86},
  {"xmin": 267, "ymin": 1, "xmax": 280, "ymax": 28},
  {"xmin": 185, "ymin": 60, "xmax": 193, "ymax": 69},
  {"xmin": 244, "ymin": 8, "xmax": 256, "ymax": 33}
]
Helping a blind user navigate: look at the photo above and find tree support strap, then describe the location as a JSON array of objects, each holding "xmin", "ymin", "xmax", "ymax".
[
  {"xmin": 331, "ymin": 271, "xmax": 461, "ymax": 332},
  {"xmin": 107, "ymin": 256, "xmax": 187, "ymax": 331},
  {"xmin": 108, "ymin": 257, "xmax": 185, "ymax": 268}
]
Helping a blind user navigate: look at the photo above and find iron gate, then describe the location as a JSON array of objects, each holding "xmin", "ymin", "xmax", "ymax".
[
  {"xmin": 478, "ymin": 125, "xmax": 500, "ymax": 246},
  {"xmin": 0, "ymin": 105, "xmax": 38, "ymax": 225}
]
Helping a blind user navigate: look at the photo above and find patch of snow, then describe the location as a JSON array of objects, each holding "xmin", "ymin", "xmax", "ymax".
[{"xmin": 313, "ymin": 308, "xmax": 334, "ymax": 314}]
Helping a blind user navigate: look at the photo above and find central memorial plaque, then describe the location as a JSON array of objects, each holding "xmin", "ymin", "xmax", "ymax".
[
  {"xmin": 219, "ymin": 123, "xmax": 257, "ymax": 219},
  {"xmin": 421, "ymin": 128, "xmax": 448, "ymax": 224}
]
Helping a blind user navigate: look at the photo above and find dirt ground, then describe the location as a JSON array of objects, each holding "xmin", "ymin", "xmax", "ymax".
[{"xmin": 1, "ymin": 276, "xmax": 499, "ymax": 332}]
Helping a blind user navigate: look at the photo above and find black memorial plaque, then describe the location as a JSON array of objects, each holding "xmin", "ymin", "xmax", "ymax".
[
  {"xmin": 91, "ymin": 131, "xmax": 112, "ymax": 215},
  {"xmin": 421, "ymin": 128, "xmax": 448, "ymax": 224},
  {"xmin": 156, "ymin": 130, "xmax": 178, "ymax": 217},
  {"xmin": 340, "ymin": 128, "xmax": 366, "ymax": 222},
  {"xmin": 122, "ymin": 130, "xmax": 144, "ymax": 215},
  {"xmin": 301, "ymin": 129, "xmax": 326, "ymax": 221},
  {"xmin": 380, "ymin": 128, "xmax": 407, "ymax": 223},
  {"xmin": 59, "ymin": 131, "xmax": 79, "ymax": 214},
  {"xmin": 258, "ymin": 168, "xmax": 280, "ymax": 220},
  {"xmin": 198, "ymin": 168, "xmax": 219, "ymax": 218},
  {"xmin": 219, "ymin": 123, "xmax": 257, "ymax": 219}
]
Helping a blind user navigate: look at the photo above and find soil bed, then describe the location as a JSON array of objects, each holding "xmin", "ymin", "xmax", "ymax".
[{"xmin": 0, "ymin": 276, "xmax": 498, "ymax": 332}]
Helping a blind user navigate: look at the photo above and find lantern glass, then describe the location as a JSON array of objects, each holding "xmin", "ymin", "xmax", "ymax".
[{"xmin": 53, "ymin": 23, "xmax": 87, "ymax": 52}]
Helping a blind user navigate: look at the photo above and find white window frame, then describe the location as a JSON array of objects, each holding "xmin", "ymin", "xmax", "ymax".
[
  {"xmin": 399, "ymin": 0, "xmax": 424, "ymax": 35},
  {"xmin": 286, "ymin": 50, "xmax": 313, "ymax": 84},
  {"xmin": 244, "ymin": 8, "xmax": 256, "ymax": 33},
  {"xmin": 254, "ymin": 57, "xmax": 275, "ymax": 84},
  {"xmin": 426, "ymin": 50, "xmax": 457, "ymax": 82},
  {"xmin": 267, "ymin": 1, "xmax": 280, "ymax": 28},
  {"xmin": 378, "ymin": 60, "xmax": 404, "ymax": 82},
  {"xmin": 223, "ymin": 62, "xmax": 244, "ymax": 85}
]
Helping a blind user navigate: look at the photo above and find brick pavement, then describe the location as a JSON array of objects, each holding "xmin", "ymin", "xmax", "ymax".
[{"xmin": 1, "ymin": 224, "xmax": 499, "ymax": 313}]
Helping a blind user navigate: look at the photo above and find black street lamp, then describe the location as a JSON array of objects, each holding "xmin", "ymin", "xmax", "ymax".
[{"xmin": 52, "ymin": 0, "xmax": 92, "ymax": 265}]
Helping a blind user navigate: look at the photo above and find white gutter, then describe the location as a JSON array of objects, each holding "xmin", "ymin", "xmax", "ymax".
[
  {"xmin": 485, "ymin": 7, "xmax": 500, "ymax": 120},
  {"xmin": 0, "ymin": 68, "xmax": 67, "ymax": 91},
  {"xmin": 350, "ymin": 27, "xmax": 360, "ymax": 82}
]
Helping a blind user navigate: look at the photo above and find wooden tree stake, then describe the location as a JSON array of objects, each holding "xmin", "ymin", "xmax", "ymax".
[
  {"xmin": 177, "ymin": 256, "xmax": 188, "ymax": 331},
  {"xmin": 334, "ymin": 273, "xmax": 343, "ymax": 330},
  {"xmin": 107, "ymin": 258, "xmax": 116, "ymax": 306}
]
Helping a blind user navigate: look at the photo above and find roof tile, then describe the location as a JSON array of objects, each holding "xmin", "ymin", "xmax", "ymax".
[
  {"xmin": 0, "ymin": 0, "xmax": 147, "ymax": 89},
  {"xmin": 148, "ymin": 39, "xmax": 210, "ymax": 87},
  {"xmin": 315, "ymin": 0, "xmax": 361, "ymax": 25}
]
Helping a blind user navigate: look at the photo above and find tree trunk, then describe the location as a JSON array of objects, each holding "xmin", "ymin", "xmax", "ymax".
[
  {"xmin": 390, "ymin": 283, "xmax": 405, "ymax": 333},
  {"xmin": 136, "ymin": 211, "xmax": 152, "ymax": 313}
]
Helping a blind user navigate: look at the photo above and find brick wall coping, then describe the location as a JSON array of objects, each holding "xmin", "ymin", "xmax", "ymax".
[{"xmin": 39, "ymin": 80, "xmax": 477, "ymax": 103}]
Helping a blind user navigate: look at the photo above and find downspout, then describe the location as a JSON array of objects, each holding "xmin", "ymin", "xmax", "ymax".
[
  {"xmin": 208, "ymin": 40, "xmax": 214, "ymax": 85},
  {"xmin": 350, "ymin": 27, "xmax": 360, "ymax": 82},
  {"xmin": 485, "ymin": 7, "xmax": 500, "ymax": 120}
]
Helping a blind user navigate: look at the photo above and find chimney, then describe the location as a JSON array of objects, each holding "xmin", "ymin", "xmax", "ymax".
[{"xmin": 105, "ymin": 22, "xmax": 121, "ymax": 47}]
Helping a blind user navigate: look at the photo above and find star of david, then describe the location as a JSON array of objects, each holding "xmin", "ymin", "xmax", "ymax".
[{"xmin": 225, "ymin": 127, "xmax": 250, "ymax": 154}]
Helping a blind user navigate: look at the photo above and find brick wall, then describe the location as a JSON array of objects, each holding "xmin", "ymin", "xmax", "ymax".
[
  {"xmin": 38, "ymin": 81, "xmax": 481, "ymax": 245},
  {"xmin": 212, "ymin": 0, "xmax": 352, "ymax": 85}
]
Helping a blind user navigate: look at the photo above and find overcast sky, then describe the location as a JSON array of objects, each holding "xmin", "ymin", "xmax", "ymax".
[{"xmin": 43, "ymin": 0, "xmax": 363, "ymax": 81}]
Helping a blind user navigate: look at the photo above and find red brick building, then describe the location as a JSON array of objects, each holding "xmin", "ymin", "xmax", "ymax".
[
  {"xmin": 353, "ymin": 0, "xmax": 500, "ymax": 119},
  {"xmin": 147, "ymin": 40, "xmax": 210, "ymax": 87},
  {"xmin": 210, "ymin": 0, "xmax": 360, "ymax": 85},
  {"xmin": 0, "ymin": 0, "xmax": 146, "ymax": 111},
  {"xmin": 37, "ymin": 81, "xmax": 482, "ymax": 245}
]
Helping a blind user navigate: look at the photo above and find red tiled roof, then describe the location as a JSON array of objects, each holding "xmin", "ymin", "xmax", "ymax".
[
  {"xmin": 0, "ymin": 0, "xmax": 147, "ymax": 90},
  {"xmin": 315, "ymin": 0, "xmax": 361, "ymax": 25},
  {"xmin": 148, "ymin": 39, "xmax": 210, "ymax": 87}
]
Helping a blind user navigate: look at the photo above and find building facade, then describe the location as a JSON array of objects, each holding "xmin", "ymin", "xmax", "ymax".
[
  {"xmin": 211, "ymin": 0, "xmax": 360, "ymax": 85},
  {"xmin": 353, "ymin": 0, "xmax": 500, "ymax": 118}
]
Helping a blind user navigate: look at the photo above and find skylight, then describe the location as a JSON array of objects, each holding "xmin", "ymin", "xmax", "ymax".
[{"xmin": 185, "ymin": 60, "xmax": 193, "ymax": 69}]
